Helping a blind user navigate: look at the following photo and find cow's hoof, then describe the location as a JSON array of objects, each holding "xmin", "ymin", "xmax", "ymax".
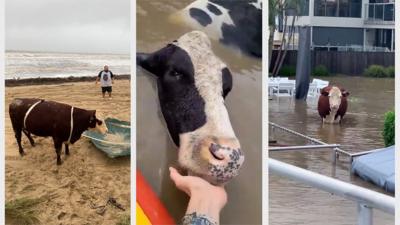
[
  {"xmin": 19, "ymin": 151, "xmax": 25, "ymax": 157},
  {"xmin": 57, "ymin": 160, "xmax": 62, "ymax": 165}
]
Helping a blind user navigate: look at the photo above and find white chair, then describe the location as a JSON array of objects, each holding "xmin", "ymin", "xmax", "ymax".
[
  {"xmin": 308, "ymin": 82, "xmax": 319, "ymax": 98},
  {"xmin": 276, "ymin": 82, "xmax": 295, "ymax": 97},
  {"xmin": 312, "ymin": 79, "xmax": 329, "ymax": 94},
  {"xmin": 268, "ymin": 82, "xmax": 279, "ymax": 97}
]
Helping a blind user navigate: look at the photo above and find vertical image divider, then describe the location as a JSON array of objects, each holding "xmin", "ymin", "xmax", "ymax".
[
  {"xmin": 263, "ymin": 0, "xmax": 269, "ymax": 224},
  {"xmin": 0, "ymin": 0, "xmax": 5, "ymax": 222},
  {"xmin": 395, "ymin": 0, "xmax": 400, "ymax": 223},
  {"xmin": 131, "ymin": 0, "xmax": 137, "ymax": 223}
]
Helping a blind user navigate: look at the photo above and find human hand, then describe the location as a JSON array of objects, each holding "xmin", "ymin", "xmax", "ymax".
[{"xmin": 169, "ymin": 167, "xmax": 227, "ymax": 222}]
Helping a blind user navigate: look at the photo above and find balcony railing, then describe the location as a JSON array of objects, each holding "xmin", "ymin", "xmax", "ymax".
[{"xmin": 364, "ymin": 3, "xmax": 395, "ymax": 25}]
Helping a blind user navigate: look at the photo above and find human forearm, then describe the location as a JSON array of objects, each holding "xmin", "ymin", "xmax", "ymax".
[{"xmin": 185, "ymin": 194, "xmax": 221, "ymax": 223}]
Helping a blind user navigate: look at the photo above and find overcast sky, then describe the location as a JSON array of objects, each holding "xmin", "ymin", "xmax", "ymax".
[{"xmin": 6, "ymin": 0, "xmax": 130, "ymax": 54}]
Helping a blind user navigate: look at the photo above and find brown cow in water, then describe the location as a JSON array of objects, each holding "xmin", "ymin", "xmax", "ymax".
[
  {"xmin": 9, "ymin": 98, "xmax": 108, "ymax": 165},
  {"xmin": 318, "ymin": 86, "xmax": 350, "ymax": 124}
]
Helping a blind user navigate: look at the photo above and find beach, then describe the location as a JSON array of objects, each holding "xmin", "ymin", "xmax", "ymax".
[{"xmin": 5, "ymin": 79, "xmax": 131, "ymax": 224}]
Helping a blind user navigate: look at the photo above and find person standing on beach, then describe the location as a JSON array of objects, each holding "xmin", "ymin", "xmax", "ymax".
[{"xmin": 96, "ymin": 65, "xmax": 114, "ymax": 98}]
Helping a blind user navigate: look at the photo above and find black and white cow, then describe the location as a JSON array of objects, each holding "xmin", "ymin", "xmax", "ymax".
[
  {"xmin": 137, "ymin": 31, "xmax": 244, "ymax": 185},
  {"xmin": 170, "ymin": 0, "xmax": 262, "ymax": 58}
]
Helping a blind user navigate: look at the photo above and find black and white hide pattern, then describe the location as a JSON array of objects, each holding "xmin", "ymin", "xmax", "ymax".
[
  {"xmin": 137, "ymin": 31, "xmax": 245, "ymax": 185},
  {"xmin": 171, "ymin": 0, "xmax": 262, "ymax": 58}
]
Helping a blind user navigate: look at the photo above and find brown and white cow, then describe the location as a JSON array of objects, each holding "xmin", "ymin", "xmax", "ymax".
[
  {"xmin": 137, "ymin": 31, "xmax": 244, "ymax": 185},
  {"xmin": 318, "ymin": 86, "xmax": 350, "ymax": 124},
  {"xmin": 9, "ymin": 98, "xmax": 108, "ymax": 165}
]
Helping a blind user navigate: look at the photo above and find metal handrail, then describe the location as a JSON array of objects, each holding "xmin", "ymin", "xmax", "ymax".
[
  {"xmin": 270, "ymin": 144, "xmax": 340, "ymax": 151},
  {"xmin": 270, "ymin": 122, "xmax": 326, "ymax": 145},
  {"xmin": 269, "ymin": 122, "xmax": 354, "ymax": 158},
  {"xmin": 269, "ymin": 158, "xmax": 395, "ymax": 224}
]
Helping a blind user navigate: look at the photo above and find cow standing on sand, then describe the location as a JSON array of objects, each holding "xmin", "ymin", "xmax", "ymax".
[
  {"xmin": 9, "ymin": 98, "xmax": 108, "ymax": 165},
  {"xmin": 318, "ymin": 86, "xmax": 350, "ymax": 124},
  {"xmin": 137, "ymin": 31, "xmax": 244, "ymax": 185}
]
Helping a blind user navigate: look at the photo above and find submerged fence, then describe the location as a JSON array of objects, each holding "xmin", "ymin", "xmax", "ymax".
[{"xmin": 269, "ymin": 50, "xmax": 394, "ymax": 76}]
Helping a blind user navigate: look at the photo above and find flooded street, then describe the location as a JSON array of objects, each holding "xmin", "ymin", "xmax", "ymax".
[
  {"xmin": 137, "ymin": 1, "xmax": 262, "ymax": 224},
  {"xmin": 269, "ymin": 76, "xmax": 394, "ymax": 225}
]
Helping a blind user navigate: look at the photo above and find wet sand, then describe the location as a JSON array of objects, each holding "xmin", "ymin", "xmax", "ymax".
[{"xmin": 5, "ymin": 80, "xmax": 130, "ymax": 224}]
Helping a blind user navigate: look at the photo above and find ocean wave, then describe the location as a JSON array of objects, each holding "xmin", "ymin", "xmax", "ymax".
[{"xmin": 5, "ymin": 51, "xmax": 130, "ymax": 79}]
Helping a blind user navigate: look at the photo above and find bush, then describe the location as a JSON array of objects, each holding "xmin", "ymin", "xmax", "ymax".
[
  {"xmin": 116, "ymin": 214, "xmax": 130, "ymax": 225},
  {"xmin": 6, "ymin": 197, "xmax": 42, "ymax": 225},
  {"xmin": 385, "ymin": 66, "xmax": 395, "ymax": 78},
  {"xmin": 312, "ymin": 65, "xmax": 329, "ymax": 76},
  {"xmin": 364, "ymin": 65, "xmax": 387, "ymax": 77},
  {"xmin": 279, "ymin": 65, "xmax": 296, "ymax": 77},
  {"xmin": 382, "ymin": 110, "xmax": 395, "ymax": 147}
]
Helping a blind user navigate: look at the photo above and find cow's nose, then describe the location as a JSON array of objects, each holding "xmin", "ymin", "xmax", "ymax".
[
  {"xmin": 202, "ymin": 137, "xmax": 244, "ymax": 167},
  {"xmin": 209, "ymin": 143, "xmax": 227, "ymax": 161}
]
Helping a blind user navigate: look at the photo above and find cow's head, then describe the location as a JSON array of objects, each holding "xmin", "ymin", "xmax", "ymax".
[
  {"xmin": 137, "ymin": 31, "xmax": 244, "ymax": 185},
  {"xmin": 88, "ymin": 110, "xmax": 108, "ymax": 134},
  {"xmin": 321, "ymin": 86, "xmax": 350, "ymax": 110}
]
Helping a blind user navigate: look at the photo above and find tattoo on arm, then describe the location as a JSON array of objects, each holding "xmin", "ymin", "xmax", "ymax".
[{"xmin": 181, "ymin": 212, "xmax": 217, "ymax": 225}]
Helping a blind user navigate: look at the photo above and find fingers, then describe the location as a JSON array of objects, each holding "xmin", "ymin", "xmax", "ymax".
[
  {"xmin": 169, "ymin": 167, "xmax": 181, "ymax": 183},
  {"xmin": 169, "ymin": 167, "xmax": 190, "ymax": 195}
]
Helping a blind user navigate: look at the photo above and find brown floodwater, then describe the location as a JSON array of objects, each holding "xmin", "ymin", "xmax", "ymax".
[
  {"xmin": 269, "ymin": 76, "xmax": 395, "ymax": 225},
  {"xmin": 137, "ymin": 1, "xmax": 262, "ymax": 224}
]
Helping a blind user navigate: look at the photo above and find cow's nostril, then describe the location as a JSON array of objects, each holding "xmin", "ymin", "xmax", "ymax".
[
  {"xmin": 209, "ymin": 144, "xmax": 225, "ymax": 161},
  {"xmin": 210, "ymin": 149, "xmax": 224, "ymax": 160}
]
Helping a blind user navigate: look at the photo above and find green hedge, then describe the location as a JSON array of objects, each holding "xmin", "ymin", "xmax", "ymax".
[
  {"xmin": 279, "ymin": 65, "xmax": 296, "ymax": 77},
  {"xmin": 382, "ymin": 110, "xmax": 395, "ymax": 147},
  {"xmin": 364, "ymin": 65, "xmax": 394, "ymax": 78},
  {"xmin": 385, "ymin": 66, "xmax": 395, "ymax": 78},
  {"xmin": 312, "ymin": 65, "xmax": 329, "ymax": 76}
]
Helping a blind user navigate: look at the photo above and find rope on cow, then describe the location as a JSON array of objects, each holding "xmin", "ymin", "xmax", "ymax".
[
  {"xmin": 67, "ymin": 106, "xmax": 74, "ymax": 144},
  {"xmin": 23, "ymin": 100, "xmax": 43, "ymax": 129}
]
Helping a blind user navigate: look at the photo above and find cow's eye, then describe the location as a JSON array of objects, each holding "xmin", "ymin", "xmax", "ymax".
[{"xmin": 171, "ymin": 70, "xmax": 183, "ymax": 79}]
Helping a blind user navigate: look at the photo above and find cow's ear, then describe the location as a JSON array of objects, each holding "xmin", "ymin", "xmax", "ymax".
[
  {"xmin": 137, "ymin": 51, "xmax": 167, "ymax": 78},
  {"xmin": 221, "ymin": 67, "xmax": 232, "ymax": 98},
  {"xmin": 320, "ymin": 88, "xmax": 329, "ymax": 96},
  {"xmin": 88, "ymin": 110, "xmax": 96, "ymax": 123},
  {"xmin": 137, "ymin": 53, "xmax": 151, "ymax": 69},
  {"xmin": 342, "ymin": 90, "xmax": 350, "ymax": 97}
]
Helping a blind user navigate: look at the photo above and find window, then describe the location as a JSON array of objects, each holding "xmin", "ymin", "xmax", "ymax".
[
  {"xmin": 314, "ymin": 0, "xmax": 326, "ymax": 16},
  {"xmin": 299, "ymin": 0, "xmax": 310, "ymax": 16},
  {"xmin": 366, "ymin": 2, "xmax": 394, "ymax": 21},
  {"xmin": 314, "ymin": 0, "xmax": 361, "ymax": 17},
  {"xmin": 313, "ymin": 27, "xmax": 364, "ymax": 46},
  {"xmin": 285, "ymin": 0, "xmax": 310, "ymax": 16}
]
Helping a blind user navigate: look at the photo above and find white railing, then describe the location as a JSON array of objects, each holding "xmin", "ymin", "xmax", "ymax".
[
  {"xmin": 364, "ymin": 3, "xmax": 395, "ymax": 25},
  {"xmin": 269, "ymin": 158, "xmax": 395, "ymax": 225},
  {"xmin": 311, "ymin": 44, "xmax": 391, "ymax": 52}
]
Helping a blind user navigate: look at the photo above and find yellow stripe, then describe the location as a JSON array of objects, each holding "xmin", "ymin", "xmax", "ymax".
[{"xmin": 137, "ymin": 202, "xmax": 152, "ymax": 225}]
